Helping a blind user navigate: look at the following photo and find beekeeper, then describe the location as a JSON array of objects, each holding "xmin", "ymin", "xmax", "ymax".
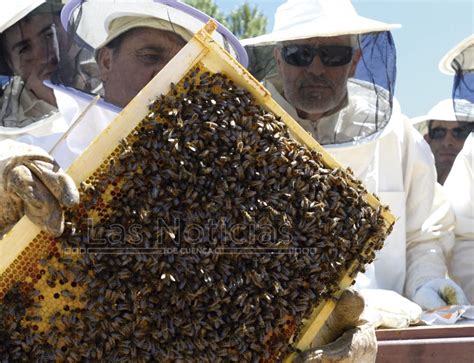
[
  {"xmin": 413, "ymin": 99, "xmax": 474, "ymax": 184},
  {"xmin": 0, "ymin": 0, "xmax": 247, "ymax": 237},
  {"xmin": 0, "ymin": 0, "xmax": 81, "ymax": 237},
  {"xmin": 62, "ymin": 0, "xmax": 248, "ymax": 108},
  {"xmin": 0, "ymin": 0, "xmax": 63, "ymax": 128},
  {"xmin": 243, "ymin": 0, "xmax": 469, "ymax": 315},
  {"xmin": 440, "ymin": 34, "xmax": 474, "ymax": 303},
  {"xmin": 0, "ymin": 0, "xmax": 101, "ymax": 153}
]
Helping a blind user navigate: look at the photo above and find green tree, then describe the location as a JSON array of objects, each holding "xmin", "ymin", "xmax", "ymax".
[
  {"xmin": 184, "ymin": 0, "xmax": 267, "ymax": 38},
  {"xmin": 226, "ymin": 3, "xmax": 267, "ymax": 39},
  {"xmin": 184, "ymin": 0, "xmax": 226, "ymax": 25}
]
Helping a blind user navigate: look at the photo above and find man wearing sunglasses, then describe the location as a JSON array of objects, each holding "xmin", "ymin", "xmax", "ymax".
[
  {"xmin": 425, "ymin": 120, "xmax": 473, "ymax": 184},
  {"xmin": 414, "ymin": 98, "xmax": 473, "ymax": 184},
  {"xmin": 244, "ymin": 0, "xmax": 469, "ymax": 354},
  {"xmin": 275, "ymin": 39, "xmax": 360, "ymax": 134}
]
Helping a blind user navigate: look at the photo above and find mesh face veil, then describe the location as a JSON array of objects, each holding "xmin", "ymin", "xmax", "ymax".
[
  {"xmin": 0, "ymin": 1, "xmax": 66, "ymax": 128},
  {"xmin": 245, "ymin": 31, "xmax": 397, "ymax": 146},
  {"xmin": 51, "ymin": 0, "xmax": 247, "ymax": 109},
  {"xmin": 451, "ymin": 44, "xmax": 474, "ymax": 122},
  {"xmin": 63, "ymin": 0, "xmax": 247, "ymax": 64}
]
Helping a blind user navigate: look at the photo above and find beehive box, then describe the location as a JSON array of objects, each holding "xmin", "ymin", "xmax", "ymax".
[{"xmin": 0, "ymin": 22, "xmax": 395, "ymax": 361}]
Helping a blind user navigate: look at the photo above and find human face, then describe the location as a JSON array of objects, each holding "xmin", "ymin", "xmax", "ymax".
[
  {"xmin": 98, "ymin": 27, "xmax": 186, "ymax": 108},
  {"xmin": 2, "ymin": 14, "xmax": 59, "ymax": 106},
  {"xmin": 274, "ymin": 35, "xmax": 361, "ymax": 121},
  {"xmin": 425, "ymin": 120, "xmax": 473, "ymax": 184}
]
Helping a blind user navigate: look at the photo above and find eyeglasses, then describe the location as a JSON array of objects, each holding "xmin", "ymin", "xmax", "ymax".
[
  {"xmin": 280, "ymin": 44, "xmax": 354, "ymax": 67},
  {"xmin": 429, "ymin": 125, "xmax": 474, "ymax": 140}
]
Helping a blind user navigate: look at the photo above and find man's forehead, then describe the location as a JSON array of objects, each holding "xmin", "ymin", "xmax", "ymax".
[
  {"xmin": 281, "ymin": 35, "xmax": 353, "ymax": 46},
  {"xmin": 122, "ymin": 26, "xmax": 186, "ymax": 47},
  {"xmin": 431, "ymin": 120, "xmax": 471, "ymax": 128},
  {"xmin": 4, "ymin": 14, "xmax": 54, "ymax": 46}
]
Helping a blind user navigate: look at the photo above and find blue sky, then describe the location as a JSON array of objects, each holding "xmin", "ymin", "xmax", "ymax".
[{"xmin": 216, "ymin": 0, "xmax": 474, "ymax": 118}]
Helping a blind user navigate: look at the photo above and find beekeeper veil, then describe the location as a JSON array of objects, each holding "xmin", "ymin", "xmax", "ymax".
[
  {"xmin": 242, "ymin": 0, "xmax": 401, "ymax": 146},
  {"xmin": 0, "ymin": 0, "xmax": 65, "ymax": 128},
  {"xmin": 440, "ymin": 34, "xmax": 474, "ymax": 122},
  {"xmin": 57, "ymin": 0, "xmax": 248, "ymax": 103}
]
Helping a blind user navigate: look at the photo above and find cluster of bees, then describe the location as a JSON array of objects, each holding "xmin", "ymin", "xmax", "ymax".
[{"xmin": 0, "ymin": 66, "xmax": 390, "ymax": 361}]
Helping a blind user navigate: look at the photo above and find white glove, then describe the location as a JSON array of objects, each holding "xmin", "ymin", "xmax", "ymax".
[
  {"xmin": 296, "ymin": 323, "xmax": 377, "ymax": 363},
  {"xmin": 412, "ymin": 278, "xmax": 470, "ymax": 310},
  {"xmin": 359, "ymin": 289, "xmax": 422, "ymax": 329},
  {"xmin": 0, "ymin": 139, "xmax": 79, "ymax": 237},
  {"xmin": 296, "ymin": 289, "xmax": 377, "ymax": 363}
]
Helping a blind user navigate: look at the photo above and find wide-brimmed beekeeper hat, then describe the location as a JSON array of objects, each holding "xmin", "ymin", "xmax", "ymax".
[
  {"xmin": 61, "ymin": 0, "xmax": 248, "ymax": 67},
  {"xmin": 96, "ymin": 15, "xmax": 194, "ymax": 52},
  {"xmin": 412, "ymin": 99, "xmax": 459, "ymax": 125},
  {"xmin": 0, "ymin": 0, "xmax": 45, "ymax": 33},
  {"xmin": 242, "ymin": 0, "xmax": 401, "ymax": 46},
  {"xmin": 439, "ymin": 34, "xmax": 474, "ymax": 75},
  {"xmin": 439, "ymin": 35, "xmax": 474, "ymax": 121},
  {"xmin": 0, "ymin": 0, "xmax": 63, "ymax": 33},
  {"xmin": 412, "ymin": 98, "xmax": 473, "ymax": 136}
]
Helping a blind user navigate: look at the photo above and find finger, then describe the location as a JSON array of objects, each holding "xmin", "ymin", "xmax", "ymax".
[
  {"xmin": 333, "ymin": 289, "xmax": 365, "ymax": 323},
  {"xmin": 8, "ymin": 165, "xmax": 65, "ymax": 236},
  {"xmin": 300, "ymin": 324, "xmax": 377, "ymax": 363},
  {"xmin": 24, "ymin": 160, "xmax": 79, "ymax": 208},
  {"xmin": 311, "ymin": 289, "xmax": 364, "ymax": 347},
  {"xmin": 417, "ymin": 292, "xmax": 446, "ymax": 310},
  {"xmin": 441, "ymin": 285, "xmax": 469, "ymax": 306}
]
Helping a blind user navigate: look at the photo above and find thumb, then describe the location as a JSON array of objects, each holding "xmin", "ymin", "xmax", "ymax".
[
  {"xmin": 23, "ymin": 159, "xmax": 79, "ymax": 208},
  {"xmin": 8, "ymin": 165, "xmax": 65, "ymax": 237},
  {"xmin": 441, "ymin": 283, "xmax": 469, "ymax": 306},
  {"xmin": 311, "ymin": 289, "xmax": 364, "ymax": 347}
]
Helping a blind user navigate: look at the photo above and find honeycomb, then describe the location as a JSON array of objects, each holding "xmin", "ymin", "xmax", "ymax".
[{"xmin": 0, "ymin": 64, "xmax": 393, "ymax": 362}]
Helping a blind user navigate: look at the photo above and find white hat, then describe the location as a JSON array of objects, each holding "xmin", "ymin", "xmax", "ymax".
[
  {"xmin": 96, "ymin": 15, "xmax": 193, "ymax": 51},
  {"xmin": 439, "ymin": 34, "xmax": 474, "ymax": 75},
  {"xmin": 412, "ymin": 99, "xmax": 458, "ymax": 126},
  {"xmin": 412, "ymin": 98, "xmax": 473, "ymax": 130},
  {"xmin": 62, "ymin": 0, "xmax": 248, "ymax": 67},
  {"xmin": 0, "ymin": 0, "xmax": 46, "ymax": 33},
  {"xmin": 242, "ymin": 0, "xmax": 401, "ymax": 46}
]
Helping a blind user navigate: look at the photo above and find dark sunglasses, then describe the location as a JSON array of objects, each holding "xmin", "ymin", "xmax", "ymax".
[
  {"xmin": 429, "ymin": 125, "xmax": 474, "ymax": 140},
  {"xmin": 281, "ymin": 44, "xmax": 354, "ymax": 67}
]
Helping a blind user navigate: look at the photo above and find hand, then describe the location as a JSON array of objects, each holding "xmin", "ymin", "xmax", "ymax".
[
  {"xmin": 0, "ymin": 140, "xmax": 79, "ymax": 237},
  {"xmin": 359, "ymin": 289, "xmax": 421, "ymax": 329},
  {"xmin": 412, "ymin": 278, "xmax": 470, "ymax": 310},
  {"xmin": 295, "ymin": 288, "xmax": 377, "ymax": 363},
  {"xmin": 296, "ymin": 323, "xmax": 377, "ymax": 363}
]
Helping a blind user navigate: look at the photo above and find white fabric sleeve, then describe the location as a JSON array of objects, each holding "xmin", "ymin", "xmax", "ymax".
[
  {"xmin": 400, "ymin": 119, "xmax": 456, "ymax": 300},
  {"xmin": 444, "ymin": 134, "xmax": 474, "ymax": 303}
]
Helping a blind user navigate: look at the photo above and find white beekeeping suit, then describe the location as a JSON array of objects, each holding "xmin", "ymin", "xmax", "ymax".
[
  {"xmin": 440, "ymin": 34, "xmax": 474, "ymax": 303},
  {"xmin": 243, "ymin": 0, "xmax": 468, "ymax": 314},
  {"xmin": 444, "ymin": 134, "xmax": 474, "ymax": 303}
]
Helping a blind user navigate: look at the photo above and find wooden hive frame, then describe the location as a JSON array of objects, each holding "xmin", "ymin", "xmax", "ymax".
[{"xmin": 0, "ymin": 21, "xmax": 395, "ymax": 361}]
